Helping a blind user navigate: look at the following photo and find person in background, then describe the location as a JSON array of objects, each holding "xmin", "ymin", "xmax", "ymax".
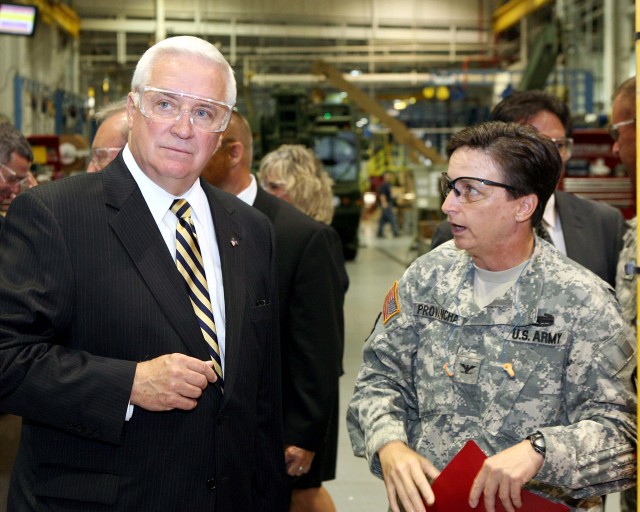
[
  {"xmin": 611, "ymin": 75, "xmax": 637, "ymax": 512},
  {"xmin": 87, "ymin": 98, "xmax": 129, "ymax": 172},
  {"xmin": 244, "ymin": 141, "xmax": 347, "ymax": 512},
  {"xmin": 348, "ymin": 121, "xmax": 636, "ymax": 512},
  {"xmin": 376, "ymin": 171, "xmax": 400, "ymax": 238},
  {"xmin": 0, "ymin": 123, "xmax": 35, "ymax": 223},
  {"xmin": 258, "ymin": 144, "xmax": 335, "ymax": 224},
  {"xmin": 0, "ymin": 36, "xmax": 287, "ymax": 511},
  {"xmin": 431, "ymin": 90, "xmax": 625, "ymax": 287},
  {"xmin": 0, "ymin": 122, "xmax": 34, "ymax": 511}
]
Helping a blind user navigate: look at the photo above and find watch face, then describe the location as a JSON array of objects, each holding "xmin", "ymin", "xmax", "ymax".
[{"xmin": 528, "ymin": 433, "xmax": 545, "ymax": 454}]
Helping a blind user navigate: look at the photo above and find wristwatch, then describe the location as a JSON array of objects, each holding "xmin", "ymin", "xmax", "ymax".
[{"xmin": 526, "ymin": 432, "xmax": 546, "ymax": 457}]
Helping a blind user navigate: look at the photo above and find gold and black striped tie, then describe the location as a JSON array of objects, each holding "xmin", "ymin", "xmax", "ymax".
[{"xmin": 171, "ymin": 199, "xmax": 224, "ymax": 391}]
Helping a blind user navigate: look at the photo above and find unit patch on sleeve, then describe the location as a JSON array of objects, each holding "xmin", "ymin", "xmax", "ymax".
[{"xmin": 382, "ymin": 281, "xmax": 401, "ymax": 324}]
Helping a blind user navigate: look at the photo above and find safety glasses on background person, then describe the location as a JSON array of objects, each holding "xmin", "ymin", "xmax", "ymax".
[
  {"xmin": 134, "ymin": 86, "xmax": 233, "ymax": 133},
  {"xmin": 90, "ymin": 147, "xmax": 123, "ymax": 170},
  {"xmin": 609, "ymin": 118, "xmax": 636, "ymax": 141},
  {"xmin": 0, "ymin": 164, "xmax": 31, "ymax": 194},
  {"xmin": 440, "ymin": 172, "xmax": 517, "ymax": 203},
  {"xmin": 0, "ymin": 164, "xmax": 24, "ymax": 186},
  {"xmin": 550, "ymin": 137, "xmax": 573, "ymax": 162}
]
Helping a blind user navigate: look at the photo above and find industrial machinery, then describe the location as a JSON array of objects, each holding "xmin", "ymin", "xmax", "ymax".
[
  {"xmin": 311, "ymin": 101, "xmax": 363, "ymax": 261},
  {"xmin": 259, "ymin": 90, "xmax": 364, "ymax": 261}
]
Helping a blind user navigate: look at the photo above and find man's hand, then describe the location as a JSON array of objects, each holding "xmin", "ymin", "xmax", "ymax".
[
  {"xmin": 469, "ymin": 440, "xmax": 544, "ymax": 512},
  {"xmin": 284, "ymin": 445, "xmax": 315, "ymax": 476},
  {"xmin": 379, "ymin": 441, "xmax": 441, "ymax": 512},
  {"xmin": 130, "ymin": 353, "xmax": 217, "ymax": 411}
]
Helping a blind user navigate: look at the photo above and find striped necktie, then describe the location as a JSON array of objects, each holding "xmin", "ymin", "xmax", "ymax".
[{"xmin": 171, "ymin": 199, "xmax": 224, "ymax": 390}]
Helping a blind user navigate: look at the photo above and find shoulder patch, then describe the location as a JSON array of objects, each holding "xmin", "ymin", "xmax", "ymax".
[{"xmin": 383, "ymin": 281, "xmax": 401, "ymax": 324}]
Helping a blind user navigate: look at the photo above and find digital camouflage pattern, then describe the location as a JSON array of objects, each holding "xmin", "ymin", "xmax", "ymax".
[
  {"xmin": 615, "ymin": 217, "xmax": 637, "ymax": 330},
  {"xmin": 348, "ymin": 238, "xmax": 637, "ymax": 512},
  {"xmin": 615, "ymin": 218, "xmax": 637, "ymax": 512}
]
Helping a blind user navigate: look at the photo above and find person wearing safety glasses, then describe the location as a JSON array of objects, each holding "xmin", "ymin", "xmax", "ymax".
[
  {"xmin": 348, "ymin": 121, "xmax": 636, "ymax": 512},
  {"xmin": 431, "ymin": 90, "xmax": 626, "ymax": 288},
  {"xmin": 0, "ymin": 36, "xmax": 287, "ymax": 511},
  {"xmin": 0, "ymin": 122, "xmax": 35, "ymax": 225}
]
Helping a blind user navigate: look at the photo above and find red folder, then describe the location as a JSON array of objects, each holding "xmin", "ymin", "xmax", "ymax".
[{"xmin": 424, "ymin": 440, "xmax": 569, "ymax": 512}]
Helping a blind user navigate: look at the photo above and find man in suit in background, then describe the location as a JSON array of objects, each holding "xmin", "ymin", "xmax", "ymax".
[
  {"xmin": 202, "ymin": 111, "xmax": 348, "ymax": 512},
  {"xmin": 0, "ymin": 36, "xmax": 287, "ymax": 511},
  {"xmin": 0, "ymin": 122, "xmax": 34, "ymax": 225},
  {"xmin": 431, "ymin": 91, "xmax": 625, "ymax": 287}
]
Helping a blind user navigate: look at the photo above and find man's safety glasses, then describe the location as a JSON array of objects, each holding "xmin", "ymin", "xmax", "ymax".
[{"xmin": 135, "ymin": 86, "xmax": 233, "ymax": 133}]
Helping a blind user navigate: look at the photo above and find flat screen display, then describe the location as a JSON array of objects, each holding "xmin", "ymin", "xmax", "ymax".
[{"xmin": 0, "ymin": 3, "xmax": 37, "ymax": 36}]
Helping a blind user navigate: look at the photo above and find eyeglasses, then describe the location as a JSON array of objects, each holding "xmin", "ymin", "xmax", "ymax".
[
  {"xmin": 609, "ymin": 118, "xmax": 636, "ymax": 141},
  {"xmin": 0, "ymin": 164, "xmax": 32, "ymax": 200},
  {"xmin": 550, "ymin": 137, "xmax": 573, "ymax": 161},
  {"xmin": 135, "ymin": 86, "xmax": 233, "ymax": 133},
  {"xmin": 90, "ymin": 147, "xmax": 123, "ymax": 170},
  {"xmin": 0, "ymin": 164, "xmax": 27, "ymax": 185},
  {"xmin": 440, "ymin": 172, "xmax": 516, "ymax": 203}
]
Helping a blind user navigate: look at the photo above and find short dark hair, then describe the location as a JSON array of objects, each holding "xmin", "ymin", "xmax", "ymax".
[
  {"xmin": 0, "ymin": 122, "xmax": 33, "ymax": 166},
  {"xmin": 446, "ymin": 121, "xmax": 562, "ymax": 226},
  {"xmin": 490, "ymin": 90, "xmax": 573, "ymax": 136}
]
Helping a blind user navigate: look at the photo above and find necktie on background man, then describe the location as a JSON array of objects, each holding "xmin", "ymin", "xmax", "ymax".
[
  {"xmin": 536, "ymin": 222, "xmax": 554, "ymax": 246},
  {"xmin": 171, "ymin": 199, "xmax": 224, "ymax": 391}
]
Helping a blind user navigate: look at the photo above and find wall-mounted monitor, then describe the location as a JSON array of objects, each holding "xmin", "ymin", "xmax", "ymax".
[{"xmin": 0, "ymin": 3, "xmax": 37, "ymax": 37}]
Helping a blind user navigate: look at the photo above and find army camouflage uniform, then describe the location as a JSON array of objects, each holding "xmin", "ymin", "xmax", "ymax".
[
  {"xmin": 614, "ymin": 217, "xmax": 637, "ymax": 512},
  {"xmin": 615, "ymin": 217, "xmax": 637, "ymax": 329},
  {"xmin": 348, "ymin": 238, "xmax": 637, "ymax": 512}
]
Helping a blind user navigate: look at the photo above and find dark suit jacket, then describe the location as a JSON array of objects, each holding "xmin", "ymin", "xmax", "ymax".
[
  {"xmin": 430, "ymin": 191, "xmax": 626, "ymax": 287},
  {"xmin": 0, "ymin": 157, "xmax": 288, "ymax": 511},
  {"xmin": 253, "ymin": 187, "xmax": 348, "ymax": 452}
]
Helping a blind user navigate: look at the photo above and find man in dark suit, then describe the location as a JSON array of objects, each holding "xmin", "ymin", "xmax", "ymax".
[
  {"xmin": 202, "ymin": 111, "xmax": 348, "ymax": 512},
  {"xmin": 430, "ymin": 91, "xmax": 625, "ymax": 287},
  {"xmin": 0, "ymin": 122, "xmax": 34, "ymax": 223},
  {"xmin": 0, "ymin": 36, "xmax": 287, "ymax": 511}
]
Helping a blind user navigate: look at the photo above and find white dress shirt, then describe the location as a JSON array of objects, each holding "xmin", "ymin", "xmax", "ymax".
[
  {"xmin": 122, "ymin": 145, "xmax": 227, "ymax": 418},
  {"xmin": 541, "ymin": 194, "xmax": 567, "ymax": 256},
  {"xmin": 236, "ymin": 174, "xmax": 258, "ymax": 206}
]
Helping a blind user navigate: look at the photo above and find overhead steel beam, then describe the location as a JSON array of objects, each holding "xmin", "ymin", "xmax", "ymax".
[
  {"xmin": 18, "ymin": 0, "xmax": 80, "ymax": 37},
  {"xmin": 80, "ymin": 17, "xmax": 488, "ymax": 45},
  {"xmin": 492, "ymin": 0, "xmax": 553, "ymax": 33},
  {"xmin": 312, "ymin": 59, "xmax": 445, "ymax": 164}
]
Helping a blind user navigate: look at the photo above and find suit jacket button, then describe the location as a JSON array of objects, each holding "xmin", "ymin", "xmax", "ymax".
[{"xmin": 206, "ymin": 477, "xmax": 216, "ymax": 490}]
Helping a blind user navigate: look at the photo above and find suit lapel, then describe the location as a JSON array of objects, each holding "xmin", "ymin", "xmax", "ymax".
[
  {"xmin": 202, "ymin": 180, "xmax": 246, "ymax": 402},
  {"xmin": 253, "ymin": 187, "xmax": 276, "ymax": 218},
  {"xmin": 103, "ymin": 160, "xmax": 210, "ymax": 360}
]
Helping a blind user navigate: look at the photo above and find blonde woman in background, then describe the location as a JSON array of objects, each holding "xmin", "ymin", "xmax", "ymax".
[
  {"xmin": 259, "ymin": 144, "xmax": 335, "ymax": 224},
  {"xmin": 259, "ymin": 143, "xmax": 348, "ymax": 512}
]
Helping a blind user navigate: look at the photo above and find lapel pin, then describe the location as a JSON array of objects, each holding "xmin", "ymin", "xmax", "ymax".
[{"xmin": 230, "ymin": 237, "xmax": 239, "ymax": 247}]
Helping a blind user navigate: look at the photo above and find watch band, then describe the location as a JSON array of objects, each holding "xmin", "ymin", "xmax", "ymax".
[{"xmin": 526, "ymin": 432, "xmax": 546, "ymax": 456}]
